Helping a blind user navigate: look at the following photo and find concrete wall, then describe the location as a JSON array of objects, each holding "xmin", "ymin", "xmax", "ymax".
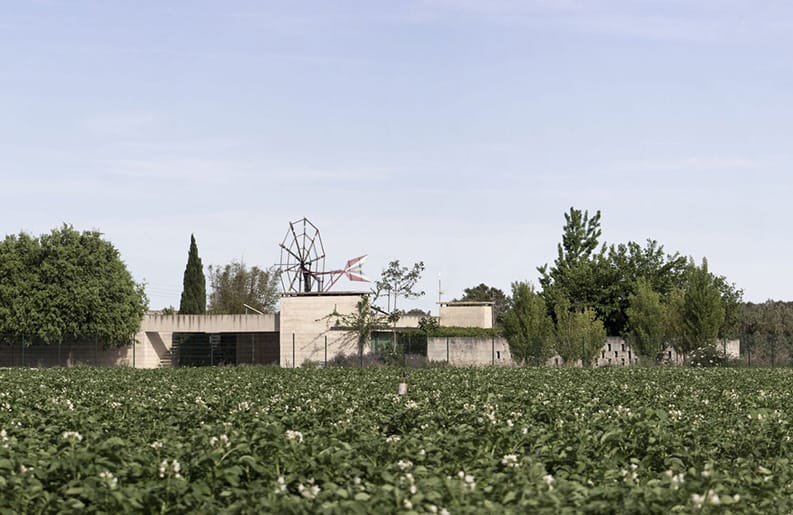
[
  {"xmin": 279, "ymin": 293, "xmax": 364, "ymax": 367},
  {"xmin": 439, "ymin": 303, "xmax": 493, "ymax": 328},
  {"xmin": 427, "ymin": 336, "xmax": 512, "ymax": 366}
]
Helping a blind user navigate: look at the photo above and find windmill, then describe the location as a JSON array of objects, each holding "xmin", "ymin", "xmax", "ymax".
[{"xmin": 277, "ymin": 217, "xmax": 369, "ymax": 293}]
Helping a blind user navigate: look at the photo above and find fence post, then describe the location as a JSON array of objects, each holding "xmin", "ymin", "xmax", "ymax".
[
  {"xmin": 292, "ymin": 333, "xmax": 296, "ymax": 368},
  {"xmin": 324, "ymin": 335, "xmax": 327, "ymax": 366},
  {"xmin": 251, "ymin": 334, "xmax": 255, "ymax": 364},
  {"xmin": 95, "ymin": 336, "xmax": 98, "ymax": 366},
  {"xmin": 132, "ymin": 336, "xmax": 136, "ymax": 368},
  {"xmin": 21, "ymin": 338, "xmax": 24, "ymax": 368},
  {"xmin": 58, "ymin": 341, "xmax": 62, "ymax": 367},
  {"xmin": 492, "ymin": 336, "xmax": 495, "ymax": 366},
  {"xmin": 446, "ymin": 337, "xmax": 449, "ymax": 364}
]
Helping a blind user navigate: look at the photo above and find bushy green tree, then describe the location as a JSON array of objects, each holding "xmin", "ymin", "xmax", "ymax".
[
  {"xmin": 179, "ymin": 234, "xmax": 206, "ymax": 314},
  {"xmin": 208, "ymin": 260, "xmax": 279, "ymax": 314},
  {"xmin": 538, "ymin": 208, "xmax": 606, "ymax": 315},
  {"xmin": 625, "ymin": 278, "xmax": 668, "ymax": 360},
  {"xmin": 0, "ymin": 225, "xmax": 147, "ymax": 346},
  {"xmin": 669, "ymin": 259, "xmax": 725, "ymax": 359},
  {"xmin": 501, "ymin": 282, "xmax": 554, "ymax": 365},
  {"xmin": 554, "ymin": 297, "xmax": 606, "ymax": 366}
]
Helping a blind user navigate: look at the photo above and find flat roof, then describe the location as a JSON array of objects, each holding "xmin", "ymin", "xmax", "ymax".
[
  {"xmin": 438, "ymin": 301, "xmax": 494, "ymax": 306},
  {"xmin": 280, "ymin": 291, "xmax": 368, "ymax": 297}
]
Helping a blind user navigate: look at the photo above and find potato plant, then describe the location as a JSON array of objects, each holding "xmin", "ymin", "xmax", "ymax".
[{"xmin": 1, "ymin": 367, "xmax": 791, "ymax": 513}]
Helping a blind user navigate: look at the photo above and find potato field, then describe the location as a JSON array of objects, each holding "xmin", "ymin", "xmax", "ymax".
[{"xmin": 1, "ymin": 366, "xmax": 791, "ymax": 513}]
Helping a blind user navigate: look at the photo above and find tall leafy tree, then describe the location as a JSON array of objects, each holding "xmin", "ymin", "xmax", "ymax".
[
  {"xmin": 179, "ymin": 234, "xmax": 206, "ymax": 314},
  {"xmin": 457, "ymin": 283, "xmax": 510, "ymax": 324},
  {"xmin": 0, "ymin": 225, "xmax": 147, "ymax": 346},
  {"xmin": 208, "ymin": 260, "xmax": 280, "ymax": 314},
  {"xmin": 625, "ymin": 278, "xmax": 668, "ymax": 360},
  {"xmin": 553, "ymin": 296, "xmax": 607, "ymax": 366},
  {"xmin": 669, "ymin": 259, "xmax": 725, "ymax": 359},
  {"xmin": 501, "ymin": 282, "xmax": 554, "ymax": 365},
  {"xmin": 601, "ymin": 240, "xmax": 689, "ymax": 335},
  {"xmin": 374, "ymin": 260, "xmax": 425, "ymax": 314},
  {"xmin": 538, "ymin": 208, "xmax": 605, "ymax": 312},
  {"xmin": 374, "ymin": 260, "xmax": 425, "ymax": 349}
]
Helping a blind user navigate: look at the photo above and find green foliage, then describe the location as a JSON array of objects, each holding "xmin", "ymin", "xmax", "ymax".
[
  {"xmin": 422, "ymin": 326, "xmax": 502, "ymax": 338},
  {"xmin": 207, "ymin": 260, "xmax": 279, "ymax": 314},
  {"xmin": 625, "ymin": 278, "xmax": 668, "ymax": 359},
  {"xmin": 501, "ymin": 282, "xmax": 554, "ymax": 365},
  {"xmin": 417, "ymin": 316, "xmax": 440, "ymax": 335},
  {"xmin": 374, "ymin": 260, "xmax": 425, "ymax": 314},
  {"xmin": 0, "ymin": 225, "xmax": 147, "ymax": 346},
  {"xmin": 600, "ymin": 240, "xmax": 689, "ymax": 335},
  {"xmin": 554, "ymin": 297, "xmax": 607, "ymax": 366},
  {"xmin": 2, "ymin": 367, "xmax": 793, "ymax": 512},
  {"xmin": 179, "ymin": 234, "xmax": 206, "ymax": 315},
  {"xmin": 458, "ymin": 283, "xmax": 510, "ymax": 323},
  {"xmin": 670, "ymin": 259, "xmax": 725, "ymax": 358},
  {"xmin": 538, "ymin": 207, "xmax": 605, "ymax": 316}
]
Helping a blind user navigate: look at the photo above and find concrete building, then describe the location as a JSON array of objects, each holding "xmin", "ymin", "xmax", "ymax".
[{"xmin": 0, "ymin": 290, "xmax": 742, "ymax": 368}]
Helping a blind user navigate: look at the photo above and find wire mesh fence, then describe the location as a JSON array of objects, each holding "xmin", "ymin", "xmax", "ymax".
[{"xmin": 0, "ymin": 336, "xmax": 129, "ymax": 368}]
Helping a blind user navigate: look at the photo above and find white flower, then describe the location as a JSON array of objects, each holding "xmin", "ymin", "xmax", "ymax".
[
  {"xmin": 298, "ymin": 480, "xmax": 321, "ymax": 499},
  {"xmin": 1, "ymin": 429, "xmax": 7, "ymax": 449},
  {"xmin": 707, "ymin": 489, "xmax": 720, "ymax": 505},
  {"xmin": 397, "ymin": 459, "xmax": 413, "ymax": 471},
  {"xmin": 62, "ymin": 431, "xmax": 82, "ymax": 443},
  {"xmin": 691, "ymin": 493, "xmax": 705, "ymax": 509},
  {"xmin": 403, "ymin": 499, "xmax": 413, "ymax": 510},
  {"xmin": 285, "ymin": 430, "xmax": 304, "ymax": 443},
  {"xmin": 457, "ymin": 471, "xmax": 476, "ymax": 491},
  {"xmin": 159, "ymin": 459, "xmax": 183, "ymax": 479},
  {"xmin": 385, "ymin": 435, "xmax": 401, "ymax": 444},
  {"xmin": 405, "ymin": 400, "xmax": 418, "ymax": 409},
  {"xmin": 501, "ymin": 454, "xmax": 520, "ymax": 468},
  {"xmin": 543, "ymin": 474, "xmax": 555, "ymax": 490},
  {"xmin": 275, "ymin": 476, "xmax": 287, "ymax": 493},
  {"xmin": 150, "ymin": 441, "xmax": 163, "ymax": 450},
  {"xmin": 99, "ymin": 470, "xmax": 118, "ymax": 489},
  {"xmin": 440, "ymin": 508, "xmax": 450, "ymax": 515},
  {"xmin": 210, "ymin": 434, "xmax": 230, "ymax": 449}
]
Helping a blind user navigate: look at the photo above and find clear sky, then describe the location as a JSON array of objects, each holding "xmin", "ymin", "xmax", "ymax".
[{"xmin": 2, "ymin": 1, "xmax": 792, "ymax": 313}]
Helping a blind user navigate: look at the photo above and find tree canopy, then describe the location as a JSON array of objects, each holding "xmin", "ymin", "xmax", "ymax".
[
  {"xmin": 208, "ymin": 260, "xmax": 279, "ymax": 314},
  {"xmin": 0, "ymin": 225, "xmax": 147, "ymax": 346},
  {"xmin": 179, "ymin": 234, "xmax": 206, "ymax": 315},
  {"xmin": 497, "ymin": 207, "xmax": 746, "ymax": 365},
  {"xmin": 457, "ymin": 283, "xmax": 510, "ymax": 324}
]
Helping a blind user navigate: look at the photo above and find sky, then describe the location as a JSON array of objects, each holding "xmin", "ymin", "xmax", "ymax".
[{"xmin": 2, "ymin": 0, "xmax": 792, "ymax": 313}]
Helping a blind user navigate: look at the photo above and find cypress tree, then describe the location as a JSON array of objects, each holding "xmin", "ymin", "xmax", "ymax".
[{"xmin": 179, "ymin": 234, "xmax": 206, "ymax": 314}]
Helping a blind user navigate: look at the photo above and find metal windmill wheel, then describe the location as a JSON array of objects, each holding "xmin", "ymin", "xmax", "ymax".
[{"xmin": 278, "ymin": 218, "xmax": 326, "ymax": 293}]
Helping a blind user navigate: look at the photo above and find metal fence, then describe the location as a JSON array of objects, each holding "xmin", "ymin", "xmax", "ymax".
[{"xmin": 0, "ymin": 337, "xmax": 127, "ymax": 367}]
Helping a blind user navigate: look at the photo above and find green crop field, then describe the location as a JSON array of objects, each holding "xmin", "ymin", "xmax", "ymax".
[{"xmin": 1, "ymin": 367, "xmax": 791, "ymax": 513}]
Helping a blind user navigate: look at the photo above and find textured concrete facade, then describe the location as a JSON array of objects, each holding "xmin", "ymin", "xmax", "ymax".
[
  {"xmin": 438, "ymin": 302, "xmax": 493, "ymax": 328},
  {"xmin": 427, "ymin": 336, "xmax": 512, "ymax": 366},
  {"xmin": 279, "ymin": 293, "xmax": 363, "ymax": 367}
]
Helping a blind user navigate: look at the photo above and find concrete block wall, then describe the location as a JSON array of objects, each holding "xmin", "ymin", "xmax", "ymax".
[
  {"xmin": 279, "ymin": 293, "xmax": 364, "ymax": 367},
  {"xmin": 438, "ymin": 303, "xmax": 493, "ymax": 329},
  {"xmin": 427, "ymin": 336, "xmax": 512, "ymax": 366}
]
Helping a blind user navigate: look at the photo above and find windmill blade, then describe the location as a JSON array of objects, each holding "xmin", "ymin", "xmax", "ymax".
[
  {"xmin": 344, "ymin": 255, "xmax": 367, "ymax": 269},
  {"xmin": 346, "ymin": 271, "xmax": 370, "ymax": 283}
]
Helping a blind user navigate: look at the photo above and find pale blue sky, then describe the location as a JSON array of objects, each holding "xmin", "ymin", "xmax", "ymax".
[{"xmin": 2, "ymin": 1, "xmax": 792, "ymax": 312}]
